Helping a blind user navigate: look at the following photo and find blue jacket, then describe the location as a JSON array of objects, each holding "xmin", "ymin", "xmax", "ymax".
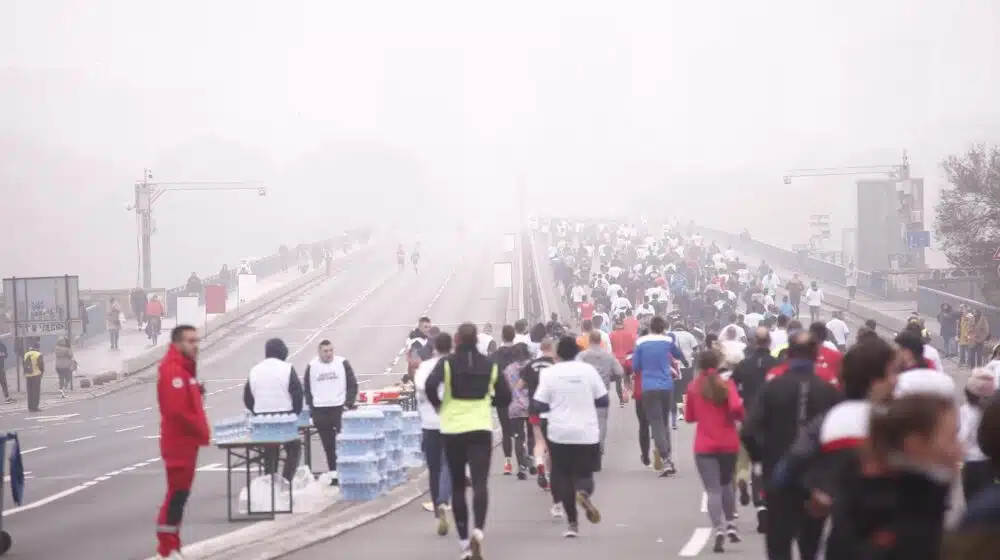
[{"xmin": 632, "ymin": 333, "xmax": 687, "ymax": 392}]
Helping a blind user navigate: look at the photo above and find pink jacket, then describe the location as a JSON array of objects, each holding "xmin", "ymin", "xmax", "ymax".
[{"xmin": 684, "ymin": 372, "xmax": 745, "ymax": 454}]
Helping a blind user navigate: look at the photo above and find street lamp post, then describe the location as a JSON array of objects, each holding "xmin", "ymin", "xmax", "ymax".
[{"xmin": 127, "ymin": 169, "xmax": 267, "ymax": 289}]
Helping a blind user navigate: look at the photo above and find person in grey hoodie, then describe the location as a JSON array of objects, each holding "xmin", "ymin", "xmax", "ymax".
[
  {"xmin": 54, "ymin": 336, "xmax": 75, "ymax": 395},
  {"xmin": 577, "ymin": 330, "xmax": 624, "ymax": 468}
]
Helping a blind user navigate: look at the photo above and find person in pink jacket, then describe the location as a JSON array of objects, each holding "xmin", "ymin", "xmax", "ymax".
[{"xmin": 685, "ymin": 349, "xmax": 746, "ymax": 554}]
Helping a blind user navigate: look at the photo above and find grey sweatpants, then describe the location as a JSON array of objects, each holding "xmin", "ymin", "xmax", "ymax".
[
  {"xmin": 597, "ymin": 407, "xmax": 609, "ymax": 453},
  {"xmin": 695, "ymin": 453, "xmax": 738, "ymax": 531},
  {"xmin": 641, "ymin": 389, "xmax": 673, "ymax": 460}
]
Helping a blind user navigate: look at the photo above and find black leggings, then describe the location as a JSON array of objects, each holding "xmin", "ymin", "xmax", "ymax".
[
  {"xmin": 497, "ymin": 407, "xmax": 514, "ymax": 458},
  {"xmin": 444, "ymin": 431, "xmax": 493, "ymax": 540},
  {"xmin": 963, "ymin": 460, "xmax": 996, "ymax": 504},
  {"xmin": 508, "ymin": 416, "xmax": 529, "ymax": 469},
  {"xmin": 548, "ymin": 441, "xmax": 598, "ymax": 525},
  {"xmin": 635, "ymin": 396, "xmax": 650, "ymax": 461}
]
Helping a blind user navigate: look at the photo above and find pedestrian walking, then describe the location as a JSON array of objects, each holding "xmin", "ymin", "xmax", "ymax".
[
  {"xmin": 54, "ymin": 336, "xmax": 75, "ymax": 396},
  {"xmin": 108, "ymin": 298, "xmax": 123, "ymax": 350},
  {"xmin": 155, "ymin": 325, "xmax": 210, "ymax": 560},
  {"xmin": 302, "ymin": 339, "xmax": 358, "ymax": 486},
  {"xmin": 22, "ymin": 342, "xmax": 44, "ymax": 412}
]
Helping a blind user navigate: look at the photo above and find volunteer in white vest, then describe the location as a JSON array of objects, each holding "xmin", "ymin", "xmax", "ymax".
[
  {"xmin": 414, "ymin": 332, "xmax": 454, "ymax": 535},
  {"xmin": 244, "ymin": 338, "xmax": 303, "ymax": 483},
  {"xmin": 303, "ymin": 339, "xmax": 359, "ymax": 486}
]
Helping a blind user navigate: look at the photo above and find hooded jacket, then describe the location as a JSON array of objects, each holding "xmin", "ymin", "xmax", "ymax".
[
  {"xmin": 425, "ymin": 343, "xmax": 512, "ymax": 414},
  {"xmin": 243, "ymin": 338, "xmax": 304, "ymax": 415}
]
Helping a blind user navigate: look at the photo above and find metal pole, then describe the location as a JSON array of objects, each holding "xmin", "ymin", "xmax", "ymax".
[{"xmin": 11, "ymin": 277, "xmax": 20, "ymax": 393}]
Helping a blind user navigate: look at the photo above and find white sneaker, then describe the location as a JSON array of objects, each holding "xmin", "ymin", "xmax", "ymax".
[
  {"xmin": 550, "ymin": 503, "xmax": 565, "ymax": 518},
  {"xmin": 470, "ymin": 528, "xmax": 484, "ymax": 560}
]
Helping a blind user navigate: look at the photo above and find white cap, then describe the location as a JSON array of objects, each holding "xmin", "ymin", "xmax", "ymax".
[{"xmin": 893, "ymin": 368, "xmax": 956, "ymax": 399}]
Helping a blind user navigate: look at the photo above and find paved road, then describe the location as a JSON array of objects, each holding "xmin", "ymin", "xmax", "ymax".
[
  {"xmin": 285, "ymin": 392, "xmax": 770, "ymax": 559},
  {"xmin": 1, "ymin": 231, "xmax": 515, "ymax": 560}
]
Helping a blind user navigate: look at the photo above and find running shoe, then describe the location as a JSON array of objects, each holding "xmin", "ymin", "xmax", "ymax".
[
  {"xmin": 470, "ymin": 528, "xmax": 484, "ymax": 560},
  {"xmin": 436, "ymin": 504, "xmax": 450, "ymax": 536},
  {"xmin": 550, "ymin": 503, "xmax": 565, "ymax": 518},
  {"xmin": 726, "ymin": 524, "xmax": 741, "ymax": 543},
  {"xmin": 576, "ymin": 491, "xmax": 601, "ymax": 524},
  {"xmin": 528, "ymin": 457, "xmax": 537, "ymax": 475},
  {"xmin": 564, "ymin": 523, "xmax": 579, "ymax": 538},
  {"xmin": 517, "ymin": 466, "xmax": 527, "ymax": 480},
  {"xmin": 664, "ymin": 459, "xmax": 677, "ymax": 475},
  {"xmin": 738, "ymin": 480, "xmax": 750, "ymax": 506},
  {"xmin": 459, "ymin": 540, "xmax": 472, "ymax": 559},
  {"xmin": 712, "ymin": 531, "xmax": 725, "ymax": 553},
  {"xmin": 422, "ymin": 501, "xmax": 435, "ymax": 512},
  {"xmin": 503, "ymin": 460, "xmax": 513, "ymax": 475},
  {"xmin": 756, "ymin": 507, "xmax": 768, "ymax": 534},
  {"xmin": 536, "ymin": 465, "xmax": 549, "ymax": 490}
]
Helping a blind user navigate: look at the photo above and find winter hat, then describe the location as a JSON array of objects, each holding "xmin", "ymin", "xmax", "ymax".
[
  {"xmin": 893, "ymin": 368, "xmax": 955, "ymax": 399},
  {"xmin": 966, "ymin": 369, "xmax": 997, "ymax": 399}
]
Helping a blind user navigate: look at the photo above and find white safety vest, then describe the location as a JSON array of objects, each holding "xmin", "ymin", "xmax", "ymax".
[
  {"xmin": 248, "ymin": 358, "xmax": 294, "ymax": 413},
  {"xmin": 307, "ymin": 356, "xmax": 349, "ymax": 408}
]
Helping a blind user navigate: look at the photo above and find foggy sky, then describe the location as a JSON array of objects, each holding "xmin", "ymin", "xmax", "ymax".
[{"xmin": 2, "ymin": 0, "xmax": 999, "ymax": 289}]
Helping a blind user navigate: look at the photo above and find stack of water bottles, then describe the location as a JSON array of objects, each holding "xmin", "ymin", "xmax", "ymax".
[
  {"xmin": 211, "ymin": 415, "xmax": 250, "ymax": 444},
  {"xmin": 376, "ymin": 404, "xmax": 407, "ymax": 488},
  {"xmin": 401, "ymin": 411, "xmax": 424, "ymax": 468},
  {"xmin": 249, "ymin": 413, "xmax": 299, "ymax": 441},
  {"xmin": 336, "ymin": 408, "xmax": 387, "ymax": 501}
]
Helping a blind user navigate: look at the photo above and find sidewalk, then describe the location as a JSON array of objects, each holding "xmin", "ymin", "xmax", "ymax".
[{"xmin": 0, "ymin": 267, "xmax": 313, "ymax": 412}]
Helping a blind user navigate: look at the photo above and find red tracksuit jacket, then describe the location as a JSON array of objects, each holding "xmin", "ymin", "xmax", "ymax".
[{"xmin": 158, "ymin": 345, "xmax": 210, "ymax": 451}]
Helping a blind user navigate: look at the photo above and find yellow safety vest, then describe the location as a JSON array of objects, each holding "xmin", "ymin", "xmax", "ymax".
[
  {"xmin": 439, "ymin": 360, "xmax": 498, "ymax": 435},
  {"xmin": 23, "ymin": 350, "xmax": 43, "ymax": 377}
]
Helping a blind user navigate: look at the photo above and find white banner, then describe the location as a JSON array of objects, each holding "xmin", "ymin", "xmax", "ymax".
[
  {"xmin": 493, "ymin": 262, "xmax": 513, "ymax": 289},
  {"xmin": 175, "ymin": 296, "xmax": 203, "ymax": 330},
  {"xmin": 502, "ymin": 233, "xmax": 516, "ymax": 252},
  {"xmin": 237, "ymin": 274, "xmax": 257, "ymax": 304}
]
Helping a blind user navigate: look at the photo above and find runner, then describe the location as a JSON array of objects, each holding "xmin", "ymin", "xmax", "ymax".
[
  {"xmin": 532, "ymin": 336, "xmax": 607, "ymax": 537},
  {"xmin": 425, "ymin": 323, "xmax": 513, "ymax": 560}
]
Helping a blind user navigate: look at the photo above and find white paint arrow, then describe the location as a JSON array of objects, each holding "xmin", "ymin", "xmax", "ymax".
[{"xmin": 33, "ymin": 414, "xmax": 80, "ymax": 422}]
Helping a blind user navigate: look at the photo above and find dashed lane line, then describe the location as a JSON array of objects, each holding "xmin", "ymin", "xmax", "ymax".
[
  {"xmin": 679, "ymin": 527, "xmax": 712, "ymax": 557},
  {"xmin": 115, "ymin": 425, "xmax": 143, "ymax": 433},
  {"xmin": 65, "ymin": 435, "xmax": 96, "ymax": 443},
  {"xmin": 3, "ymin": 457, "xmax": 161, "ymax": 516},
  {"xmin": 21, "ymin": 446, "xmax": 46, "ymax": 455}
]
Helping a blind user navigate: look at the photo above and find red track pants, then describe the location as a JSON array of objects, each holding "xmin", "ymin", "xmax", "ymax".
[{"xmin": 156, "ymin": 446, "xmax": 199, "ymax": 557}]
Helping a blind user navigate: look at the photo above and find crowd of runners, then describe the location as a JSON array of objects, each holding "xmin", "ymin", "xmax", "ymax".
[{"xmin": 404, "ymin": 217, "xmax": 1000, "ymax": 560}]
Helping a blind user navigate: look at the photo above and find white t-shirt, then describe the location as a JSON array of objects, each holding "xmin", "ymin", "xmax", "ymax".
[
  {"xmin": 721, "ymin": 323, "xmax": 747, "ymax": 342},
  {"xmin": 770, "ymin": 328, "xmax": 789, "ymax": 351},
  {"xmin": 671, "ymin": 330, "xmax": 699, "ymax": 364},
  {"xmin": 414, "ymin": 357, "xmax": 445, "ymax": 430},
  {"xmin": 805, "ymin": 288, "xmax": 824, "ymax": 307},
  {"xmin": 826, "ymin": 318, "xmax": 850, "ymax": 346},
  {"xmin": 923, "ymin": 344, "xmax": 945, "ymax": 373},
  {"xmin": 476, "ymin": 333, "xmax": 495, "ymax": 356},
  {"xmin": 959, "ymin": 403, "xmax": 987, "ymax": 461},
  {"xmin": 571, "ymin": 285, "xmax": 586, "ymax": 303},
  {"xmin": 534, "ymin": 361, "xmax": 608, "ymax": 445},
  {"xmin": 745, "ymin": 312, "xmax": 764, "ymax": 329}
]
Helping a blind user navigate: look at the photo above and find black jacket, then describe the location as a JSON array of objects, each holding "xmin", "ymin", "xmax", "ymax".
[
  {"xmin": 731, "ymin": 348, "xmax": 778, "ymax": 415},
  {"xmin": 425, "ymin": 345, "xmax": 512, "ymax": 415},
  {"xmin": 825, "ymin": 466, "xmax": 949, "ymax": 560},
  {"xmin": 741, "ymin": 360, "xmax": 841, "ymax": 479}
]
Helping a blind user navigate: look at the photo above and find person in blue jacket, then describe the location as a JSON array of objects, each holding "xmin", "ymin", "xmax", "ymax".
[{"xmin": 632, "ymin": 316, "xmax": 689, "ymax": 476}]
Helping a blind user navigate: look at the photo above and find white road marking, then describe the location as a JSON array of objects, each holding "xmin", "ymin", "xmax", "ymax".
[
  {"xmin": 33, "ymin": 413, "xmax": 80, "ymax": 422},
  {"xmin": 115, "ymin": 425, "xmax": 143, "ymax": 433},
  {"xmin": 700, "ymin": 491, "xmax": 707, "ymax": 513},
  {"xmin": 3, "ymin": 471, "xmax": 32, "ymax": 482},
  {"xmin": 65, "ymin": 435, "xmax": 96, "ymax": 443},
  {"xmin": 144, "ymin": 435, "xmax": 161, "ymax": 439},
  {"xmin": 679, "ymin": 527, "xmax": 713, "ymax": 557},
  {"xmin": 21, "ymin": 446, "xmax": 46, "ymax": 454},
  {"xmin": 3, "ymin": 456, "xmax": 161, "ymax": 516},
  {"xmin": 197, "ymin": 463, "xmax": 227, "ymax": 472},
  {"xmin": 108, "ymin": 413, "xmax": 122, "ymax": 418}
]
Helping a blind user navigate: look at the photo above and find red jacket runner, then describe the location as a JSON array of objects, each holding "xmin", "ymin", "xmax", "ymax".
[
  {"xmin": 158, "ymin": 345, "xmax": 210, "ymax": 450},
  {"xmin": 765, "ymin": 346, "xmax": 843, "ymax": 388}
]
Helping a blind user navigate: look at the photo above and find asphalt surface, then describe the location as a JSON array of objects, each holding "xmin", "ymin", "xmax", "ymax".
[
  {"xmin": 0, "ymin": 230, "xmax": 516, "ymax": 560},
  {"xmin": 284, "ymin": 391, "xmax": 771, "ymax": 559}
]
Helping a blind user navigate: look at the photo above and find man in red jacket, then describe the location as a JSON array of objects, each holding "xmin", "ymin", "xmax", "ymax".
[{"xmin": 156, "ymin": 325, "xmax": 210, "ymax": 559}]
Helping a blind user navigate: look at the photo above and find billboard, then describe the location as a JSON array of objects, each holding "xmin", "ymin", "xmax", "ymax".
[{"xmin": 2, "ymin": 275, "xmax": 82, "ymax": 338}]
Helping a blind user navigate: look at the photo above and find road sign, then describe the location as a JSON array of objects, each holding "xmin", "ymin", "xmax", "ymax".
[
  {"xmin": 997, "ymin": 263, "xmax": 1000, "ymax": 278},
  {"xmin": 905, "ymin": 230, "xmax": 930, "ymax": 250},
  {"xmin": 993, "ymin": 247, "xmax": 1000, "ymax": 261}
]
